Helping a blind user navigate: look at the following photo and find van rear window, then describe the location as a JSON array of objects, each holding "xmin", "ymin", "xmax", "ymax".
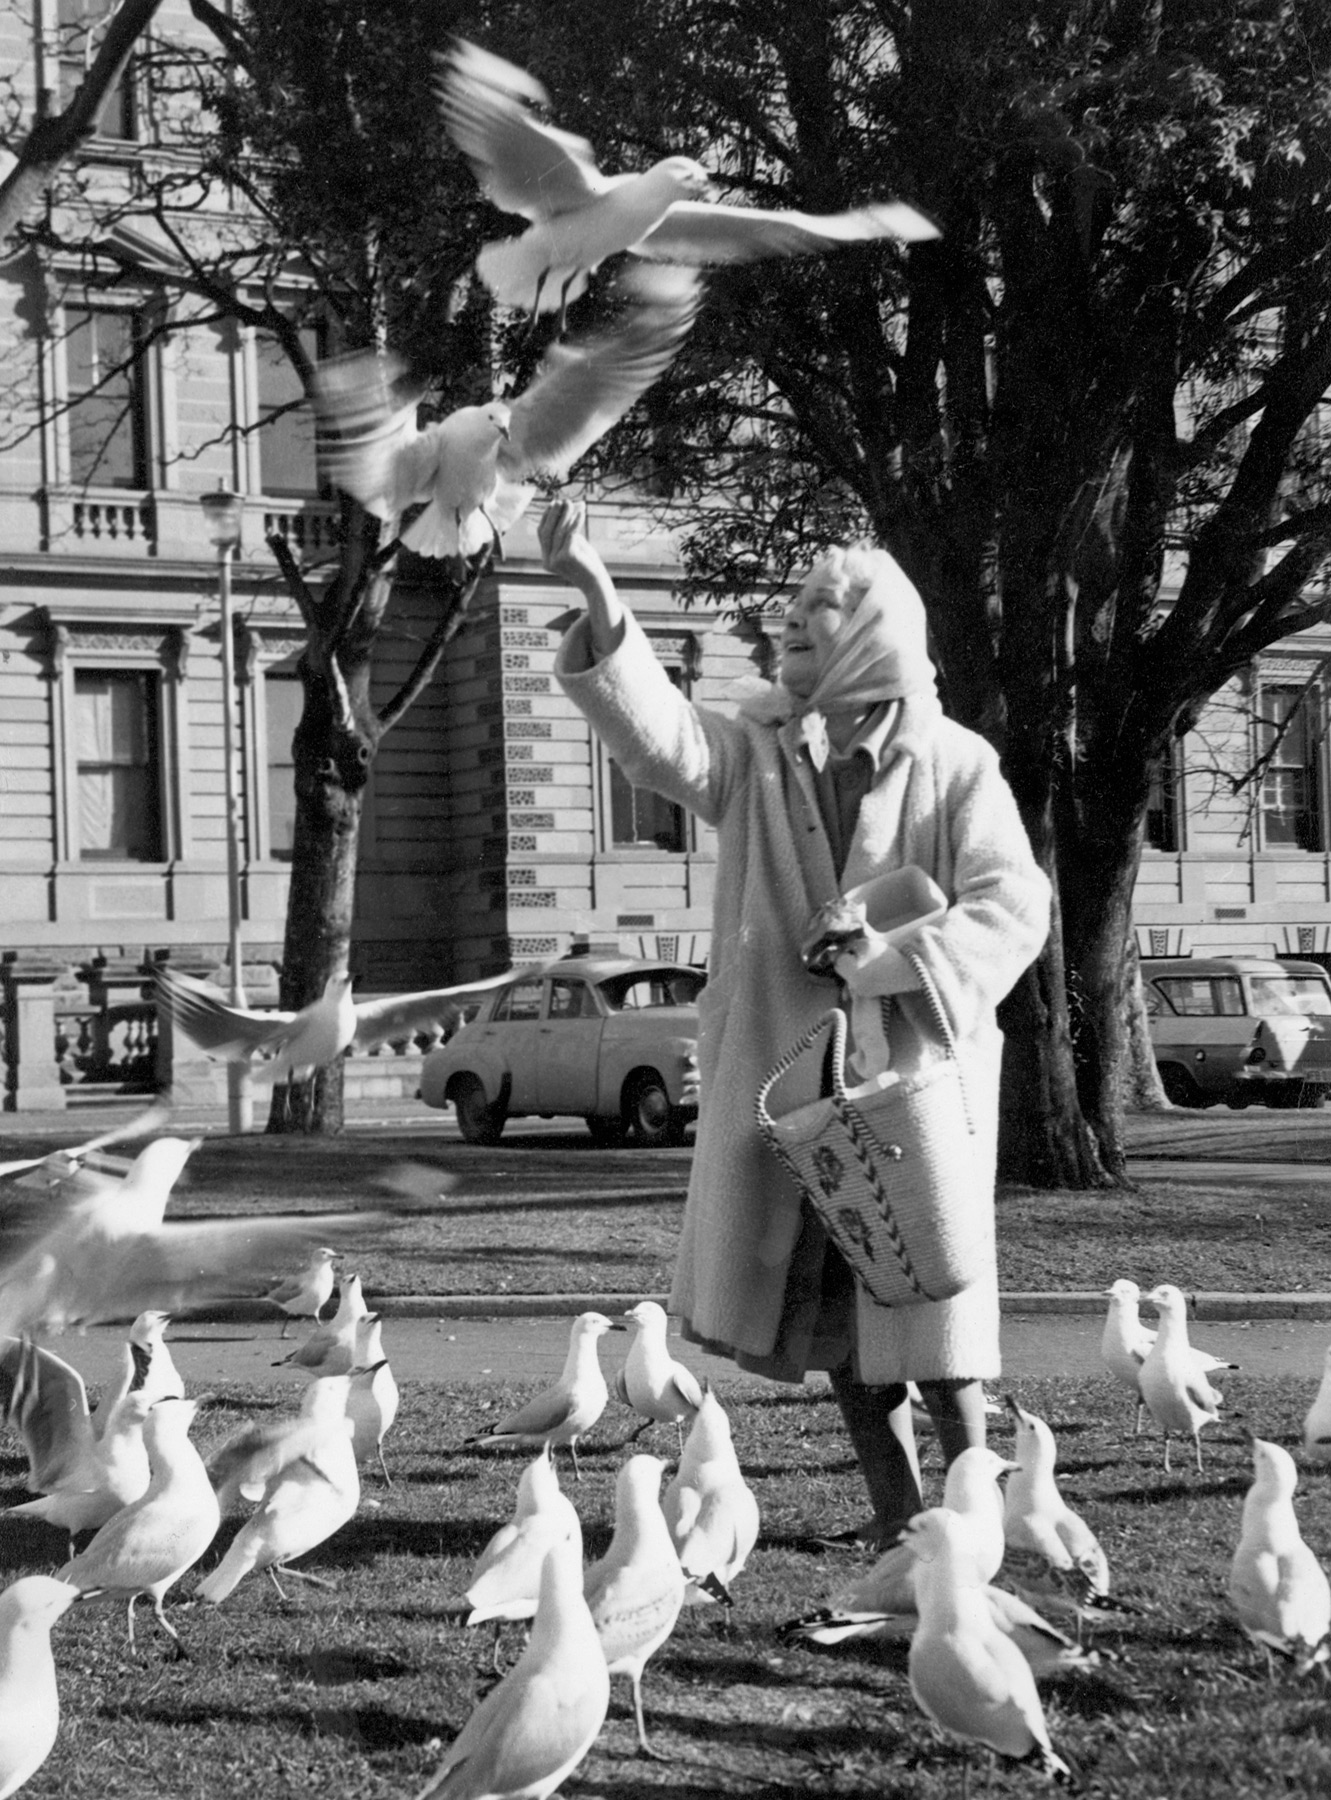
[{"xmin": 1246, "ymin": 975, "xmax": 1331, "ymax": 1017}]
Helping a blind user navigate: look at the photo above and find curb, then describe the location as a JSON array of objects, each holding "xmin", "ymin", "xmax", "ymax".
[{"xmin": 185, "ymin": 1289, "xmax": 1331, "ymax": 1324}]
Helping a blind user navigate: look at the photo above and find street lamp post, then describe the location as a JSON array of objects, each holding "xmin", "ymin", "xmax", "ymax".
[{"xmin": 199, "ymin": 485, "xmax": 252, "ymax": 1134}]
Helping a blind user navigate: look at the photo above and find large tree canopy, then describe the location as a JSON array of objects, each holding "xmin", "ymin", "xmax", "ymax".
[{"xmin": 482, "ymin": 0, "xmax": 1331, "ymax": 1180}]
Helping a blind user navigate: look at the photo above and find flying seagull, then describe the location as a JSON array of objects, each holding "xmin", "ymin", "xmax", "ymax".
[
  {"xmin": 312, "ymin": 258, "xmax": 699, "ymax": 564},
  {"xmin": 436, "ymin": 36, "xmax": 939, "ymax": 326},
  {"xmin": 155, "ymin": 961, "xmax": 540, "ymax": 1083}
]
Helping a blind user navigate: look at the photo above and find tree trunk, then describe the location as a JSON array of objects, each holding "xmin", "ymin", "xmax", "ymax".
[
  {"xmin": 1121, "ymin": 937, "xmax": 1170, "ymax": 1113},
  {"xmin": 264, "ymin": 657, "xmax": 370, "ymax": 1137},
  {"xmin": 1059, "ymin": 777, "xmax": 1162, "ymax": 1172}
]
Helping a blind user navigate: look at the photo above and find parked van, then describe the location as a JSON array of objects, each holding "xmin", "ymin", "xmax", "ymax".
[{"xmin": 1141, "ymin": 955, "xmax": 1331, "ymax": 1109}]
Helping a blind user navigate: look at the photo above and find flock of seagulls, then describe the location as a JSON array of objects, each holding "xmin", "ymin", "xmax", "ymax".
[
  {"xmin": 306, "ymin": 35, "xmax": 938, "ymax": 578},
  {"xmin": 2, "ymin": 1232, "xmax": 1331, "ymax": 1795}
]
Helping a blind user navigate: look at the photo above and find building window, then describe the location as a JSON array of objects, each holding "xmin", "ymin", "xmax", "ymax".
[
  {"xmin": 1145, "ymin": 745, "xmax": 1181, "ymax": 852},
  {"xmin": 605, "ymin": 666, "xmax": 687, "ymax": 853},
  {"xmin": 264, "ymin": 671, "xmax": 301, "ymax": 861},
  {"xmin": 58, "ymin": 0, "xmax": 136, "ymax": 140},
  {"xmin": 256, "ymin": 327, "xmax": 320, "ymax": 497},
  {"xmin": 1260, "ymin": 684, "xmax": 1323, "ymax": 852},
  {"xmin": 73, "ymin": 669, "xmax": 162, "ymax": 860},
  {"xmin": 65, "ymin": 306, "xmax": 149, "ymax": 489}
]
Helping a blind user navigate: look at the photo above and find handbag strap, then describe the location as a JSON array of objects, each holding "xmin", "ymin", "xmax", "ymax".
[{"xmin": 754, "ymin": 1008, "xmax": 844, "ymax": 1133}]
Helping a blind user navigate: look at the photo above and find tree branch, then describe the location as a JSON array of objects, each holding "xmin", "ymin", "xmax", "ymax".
[
  {"xmin": 376, "ymin": 553, "xmax": 492, "ymax": 735},
  {"xmin": 265, "ymin": 533, "xmax": 324, "ymax": 637}
]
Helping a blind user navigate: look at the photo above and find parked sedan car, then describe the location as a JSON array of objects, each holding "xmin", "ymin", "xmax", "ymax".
[
  {"xmin": 1142, "ymin": 954, "xmax": 1331, "ymax": 1108},
  {"xmin": 419, "ymin": 956, "xmax": 704, "ymax": 1146}
]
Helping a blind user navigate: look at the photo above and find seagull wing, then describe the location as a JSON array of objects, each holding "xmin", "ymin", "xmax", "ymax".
[
  {"xmin": 666, "ymin": 1359, "xmax": 705, "ymax": 1415},
  {"xmin": 0, "ymin": 1335, "xmax": 95, "ymax": 1489},
  {"xmin": 351, "ymin": 962, "xmax": 553, "ymax": 1051},
  {"xmin": 312, "ymin": 352, "xmax": 441, "ymax": 517},
  {"xmin": 0, "ymin": 1209, "xmax": 402, "ymax": 1336},
  {"xmin": 434, "ymin": 41, "xmax": 608, "ymax": 221},
  {"xmin": 635, "ymin": 197, "xmax": 940, "ymax": 263},
  {"xmin": 155, "ymin": 968, "xmax": 295, "ymax": 1059},
  {"xmin": 503, "ymin": 264, "xmax": 699, "ymax": 483},
  {"xmin": 489, "ymin": 1387, "xmax": 579, "ymax": 1439}
]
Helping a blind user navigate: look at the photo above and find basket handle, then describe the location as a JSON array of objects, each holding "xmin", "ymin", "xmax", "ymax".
[{"xmin": 755, "ymin": 1007, "xmax": 847, "ymax": 1132}]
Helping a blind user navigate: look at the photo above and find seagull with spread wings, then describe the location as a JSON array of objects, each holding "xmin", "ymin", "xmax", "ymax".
[
  {"xmin": 311, "ymin": 258, "xmax": 698, "ymax": 566},
  {"xmin": 155, "ymin": 961, "xmax": 537, "ymax": 1084},
  {"xmin": 436, "ymin": 36, "xmax": 939, "ymax": 328},
  {"xmin": 0, "ymin": 1133, "xmax": 429, "ymax": 1338}
]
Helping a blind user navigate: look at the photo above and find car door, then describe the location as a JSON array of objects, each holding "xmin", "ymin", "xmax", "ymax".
[
  {"xmin": 488, "ymin": 976, "xmax": 546, "ymax": 1111},
  {"xmin": 536, "ymin": 976, "xmax": 605, "ymax": 1115}
]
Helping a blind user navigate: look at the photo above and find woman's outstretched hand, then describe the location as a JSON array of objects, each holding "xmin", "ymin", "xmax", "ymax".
[{"xmin": 538, "ymin": 498, "xmax": 609, "ymax": 592}]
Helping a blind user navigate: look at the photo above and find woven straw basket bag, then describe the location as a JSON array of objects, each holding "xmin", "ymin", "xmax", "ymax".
[{"xmin": 754, "ymin": 966, "xmax": 984, "ymax": 1307}]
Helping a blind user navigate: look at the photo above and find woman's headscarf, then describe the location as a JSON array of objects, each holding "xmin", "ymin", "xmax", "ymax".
[{"xmin": 731, "ymin": 546, "xmax": 937, "ymax": 769}]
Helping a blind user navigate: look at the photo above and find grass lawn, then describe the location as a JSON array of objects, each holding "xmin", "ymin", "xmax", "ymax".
[
  {"xmin": 1, "ymin": 1108, "xmax": 1328, "ymax": 1299},
  {"xmin": 5, "ymin": 1372, "xmax": 1331, "ymax": 1797}
]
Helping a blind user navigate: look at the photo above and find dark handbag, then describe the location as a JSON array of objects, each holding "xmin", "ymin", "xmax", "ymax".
[{"xmin": 754, "ymin": 963, "xmax": 984, "ymax": 1307}]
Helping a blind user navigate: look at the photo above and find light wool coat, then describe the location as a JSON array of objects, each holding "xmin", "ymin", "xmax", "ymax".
[{"xmin": 557, "ymin": 614, "xmax": 1050, "ymax": 1384}]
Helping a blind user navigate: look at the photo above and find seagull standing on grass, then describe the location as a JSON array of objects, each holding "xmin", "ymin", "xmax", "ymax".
[
  {"xmin": 313, "ymin": 261, "xmax": 700, "ymax": 565},
  {"xmin": 1101, "ymin": 1278, "xmax": 1238, "ymax": 1434},
  {"xmin": 0, "ymin": 1576, "xmax": 84, "ymax": 1800},
  {"xmin": 274, "ymin": 1275, "xmax": 370, "ymax": 1377},
  {"xmin": 661, "ymin": 1385, "xmax": 760, "ymax": 1607},
  {"xmin": 266, "ymin": 1248, "xmax": 338, "ymax": 1339},
  {"xmin": 584, "ymin": 1454, "xmax": 685, "ymax": 1758},
  {"xmin": 904, "ymin": 1508, "xmax": 1074, "ymax": 1789},
  {"xmin": 416, "ymin": 1528, "xmax": 610, "ymax": 1800},
  {"xmin": 1302, "ymin": 1341, "xmax": 1331, "ymax": 1464},
  {"xmin": 58, "ymin": 1396, "xmax": 220, "ymax": 1654},
  {"xmin": 436, "ymin": 37, "xmax": 939, "ymax": 329},
  {"xmin": 155, "ymin": 963, "xmax": 533, "ymax": 1084},
  {"xmin": 615, "ymin": 1300, "xmax": 702, "ymax": 1454},
  {"xmin": 1139, "ymin": 1284, "xmax": 1222, "ymax": 1474},
  {"xmin": 1228, "ymin": 1435, "xmax": 1331, "ymax": 1677},
  {"xmin": 783, "ymin": 1446, "xmax": 1013, "ymax": 1644},
  {"xmin": 345, "ymin": 1314, "xmax": 399, "ymax": 1484},
  {"xmin": 460, "ymin": 1312, "xmax": 616, "ymax": 1479},
  {"xmin": 1001, "ymin": 1395, "xmax": 1134, "ymax": 1635},
  {"xmin": 207, "ymin": 1373, "xmax": 359, "ymax": 1514},
  {"xmin": 196, "ymin": 1381, "xmax": 361, "ymax": 1605},
  {"xmin": 5, "ymin": 1354, "xmax": 153, "ymax": 1553},
  {"xmin": 459, "ymin": 1444, "xmax": 581, "ymax": 1673}
]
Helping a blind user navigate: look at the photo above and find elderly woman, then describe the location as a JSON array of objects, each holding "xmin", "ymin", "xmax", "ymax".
[{"xmin": 541, "ymin": 499, "xmax": 1050, "ymax": 1545}]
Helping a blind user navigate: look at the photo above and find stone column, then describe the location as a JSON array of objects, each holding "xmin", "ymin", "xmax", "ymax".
[{"xmin": 2, "ymin": 957, "xmax": 68, "ymax": 1111}]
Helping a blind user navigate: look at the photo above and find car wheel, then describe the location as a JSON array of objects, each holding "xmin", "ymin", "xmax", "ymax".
[
  {"xmin": 451, "ymin": 1075, "xmax": 506, "ymax": 1145},
  {"xmin": 625, "ymin": 1070, "xmax": 687, "ymax": 1147},
  {"xmin": 1225, "ymin": 1087, "xmax": 1254, "ymax": 1110},
  {"xmin": 586, "ymin": 1113, "xmax": 628, "ymax": 1147},
  {"xmin": 1159, "ymin": 1064, "xmax": 1203, "ymax": 1109},
  {"xmin": 1299, "ymin": 1085, "xmax": 1327, "ymax": 1110}
]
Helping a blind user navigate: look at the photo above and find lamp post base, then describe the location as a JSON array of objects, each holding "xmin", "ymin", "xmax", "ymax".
[{"xmin": 226, "ymin": 1060, "xmax": 254, "ymax": 1134}]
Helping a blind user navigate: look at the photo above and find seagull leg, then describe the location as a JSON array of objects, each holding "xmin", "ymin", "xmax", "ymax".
[
  {"xmin": 630, "ymin": 1671, "xmax": 667, "ymax": 1760},
  {"xmin": 376, "ymin": 1442, "xmax": 393, "ymax": 1486},
  {"xmin": 1162, "ymin": 1432, "xmax": 1171, "ymax": 1474},
  {"xmin": 1194, "ymin": 1433, "xmax": 1205, "ymax": 1476},
  {"xmin": 1133, "ymin": 1395, "xmax": 1144, "ymax": 1434},
  {"xmin": 126, "ymin": 1594, "xmax": 138, "ymax": 1649},
  {"xmin": 151, "ymin": 1595, "xmax": 188, "ymax": 1660},
  {"xmin": 959, "ymin": 1749, "xmax": 971, "ymax": 1800},
  {"xmin": 491, "ymin": 1620, "xmax": 504, "ymax": 1675},
  {"xmin": 279, "ymin": 1316, "xmax": 291, "ymax": 1341},
  {"xmin": 278, "ymin": 1565, "xmax": 336, "ymax": 1590},
  {"xmin": 267, "ymin": 1567, "xmax": 290, "ymax": 1602},
  {"xmin": 569, "ymin": 1438, "xmax": 583, "ymax": 1482}
]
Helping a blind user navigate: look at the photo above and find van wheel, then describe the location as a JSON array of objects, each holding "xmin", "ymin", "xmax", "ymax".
[
  {"xmin": 451, "ymin": 1076, "xmax": 506, "ymax": 1145},
  {"xmin": 625, "ymin": 1071, "xmax": 686, "ymax": 1147},
  {"xmin": 1159, "ymin": 1065, "xmax": 1203, "ymax": 1109},
  {"xmin": 1297, "ymin": 1085, "xmax": 1326, "ymax": 1110}
]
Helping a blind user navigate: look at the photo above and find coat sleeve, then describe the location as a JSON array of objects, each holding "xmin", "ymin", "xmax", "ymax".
[
  {"xmin": 554, "ymin": 610, "xmax": 748, "ymax": 829},
  {"xmin": 906, "ymin": 732, "xmax": 1052, "ymax": 1042}
]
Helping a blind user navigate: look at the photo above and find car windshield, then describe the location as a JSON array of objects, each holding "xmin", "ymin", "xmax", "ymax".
[
  {"xmin": 1246, "ymin": 975, "xmax": 1331, "ymax": 1017},
  {"xmin": 597, "ymin": 970, "xmax": 706, "ymax": 1010}
]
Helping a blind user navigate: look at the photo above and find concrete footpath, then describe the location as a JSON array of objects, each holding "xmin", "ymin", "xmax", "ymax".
[{"xmin": 38, "ymin": 1309, "xmax": 1324, "ymax": 1398}]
